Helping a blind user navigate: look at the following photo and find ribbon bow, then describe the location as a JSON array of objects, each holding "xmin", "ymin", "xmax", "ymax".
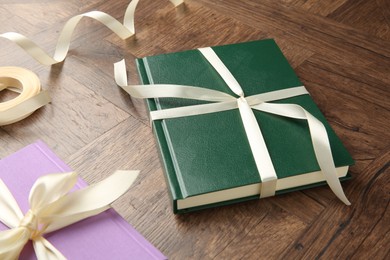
[
  {"xmin": 115, "ymin": 47, "xmax": 350, "ymax": 205},
  {"xmin": 0, "ymin": 170, "xmax": 139, "ymax": 259}
]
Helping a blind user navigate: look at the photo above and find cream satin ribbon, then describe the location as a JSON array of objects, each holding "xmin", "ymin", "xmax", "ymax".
[
  {"xmin": 0, "ymin": 0, "xmax": 183, "ymax": 65},
  {"xmin": 114, "ymin": 47, "xmax": 350, "ymax": 205},
  {"xmin": 0, "ymin": 170, "xmax": 139, "ymax": 259},
  {"xmin": 0, "ymin": 67, "xmax": 50, "ymax": 126},
  {"xmin": 0, "ymin": 0, "xmax": 183, "ymax": 125},
  {"xmin": 169, "ymin": 0, "xmax": 184, "ymax": 7},
  {"xmin": 0, "ymin": 2, "xmax": 136, "ymax": 65}
]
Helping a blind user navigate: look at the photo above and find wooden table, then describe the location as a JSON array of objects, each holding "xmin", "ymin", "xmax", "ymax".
[{"xmin": 1, "ymin": 0, "xmax": 389, "ymax": 259}]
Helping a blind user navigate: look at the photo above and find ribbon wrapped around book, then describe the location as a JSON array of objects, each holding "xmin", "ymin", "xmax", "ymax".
[
  {"xmin": 0, "ymin": 170, "xmax": 139, "ymax": 259},
  {"xmin": 114, "ymin": 47, "xmax": 351, "ymax": 205}
]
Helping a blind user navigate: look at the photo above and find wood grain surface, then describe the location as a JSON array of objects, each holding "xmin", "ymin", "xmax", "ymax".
[{"xmin": 1, "ymin": 0, "xmax": 389, "ymax": 259}]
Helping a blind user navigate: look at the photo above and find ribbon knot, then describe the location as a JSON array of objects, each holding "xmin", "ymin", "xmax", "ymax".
[
  {"xmin": 19, "ymin": 210, "xmax": 41, "ymax": 240},
  {"xmin": 0, "ymin": 170, "xmax": 139, "ymax": 259},
  {"xmin": 238, "ymin": 96, "xmax": 246, "ymax": 102}
]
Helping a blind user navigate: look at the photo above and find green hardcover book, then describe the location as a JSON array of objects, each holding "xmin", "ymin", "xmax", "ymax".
[{"xmin": 136, "ymin": 39, "xmax": 354, "ymax": 213}]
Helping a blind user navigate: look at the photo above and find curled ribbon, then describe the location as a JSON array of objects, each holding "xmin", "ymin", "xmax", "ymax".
[
  {"xmin": 0, "ymin": 0, "xmax": 183, "ymax": 65},
  {"xmin": 0, "ymin": 0, "xmax": 183, "ymax": 125},
  {"xmin": 114, "ymin": 47, "xmax": 351, "ymax": 205},
  {"xmin": 0, "ymin": 170, "xmax": 139, "ymax": 259},
  {"xmin": 0, "ymin": 4, "xmax": 134, "ymax": 65},
  {"xmin": 0, "ymin": 1, "xmax": 137, "ymax": 65},
  {"xmin": 0, "ymin": 67, "xmax": 50, "ymax": 126}
]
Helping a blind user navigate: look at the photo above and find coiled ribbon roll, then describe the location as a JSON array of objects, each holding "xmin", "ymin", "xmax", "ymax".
[{"xmin": 0, "ymin": 67, "xmax": 50, "ymax": 126}]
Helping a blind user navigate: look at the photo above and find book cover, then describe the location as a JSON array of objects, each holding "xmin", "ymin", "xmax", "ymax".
[
  {"xmin": 136, "ymin": 39, "xmax": 354, "ymax": 213},
  {"xmin": 0, "ymin": 140, "xmax": 166, "ymax": 259}
]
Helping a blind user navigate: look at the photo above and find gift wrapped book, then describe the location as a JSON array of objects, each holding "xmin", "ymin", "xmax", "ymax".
[
  {"xmin": 0, "ymin": 141, "xmax": 166, "ymax": 259},
  {"xmin": 117, "ymin": 39, "xmax": 354, "ymax": 213}
]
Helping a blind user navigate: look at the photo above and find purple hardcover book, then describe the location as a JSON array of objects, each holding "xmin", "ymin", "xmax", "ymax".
[{"xmin": 0, "ymin": 140, "xmax": 166, "ymax": 260}]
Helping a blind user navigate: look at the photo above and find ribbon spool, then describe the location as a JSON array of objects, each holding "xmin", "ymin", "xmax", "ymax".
[{"xmin": 0, "ymin": 67, "xmax": 50, "ymax": 126}]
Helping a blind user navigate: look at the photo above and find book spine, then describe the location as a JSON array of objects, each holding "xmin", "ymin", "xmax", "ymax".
[{"xmin": 136, "ymin": 58, "xmax": 183, "ymax": 210}]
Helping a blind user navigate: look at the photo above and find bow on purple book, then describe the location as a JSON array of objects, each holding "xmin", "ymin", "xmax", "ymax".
[{"xmin": 0, "ymin": 170, "xmax": 139, "ymax": 259}]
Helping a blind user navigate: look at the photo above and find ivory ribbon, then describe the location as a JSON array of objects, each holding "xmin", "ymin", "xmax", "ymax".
[
  {"xmin": 0, "ymin": 0, "xmax": 183, "ymax": 65},
  {"xmin": 0, "ymin": 3, "xmax": 136, "ymax": 65},
  {"xmin": 114, "ymin": 48, "xmax": 351, "ymax": 205},
  {"xmin": 0, "ymin": 0, "xmax": 183, "ymax": 125},
  {"xmin": 0, "ymin": 67, "xmax": 50, "ymax": 126},
  {"xmin": 170, "ymin": 0, "xmax": 185, "ymax": 7},
  {"xmin": 0, "ymin": 170, "xmax": 139, "ymax": 259}
]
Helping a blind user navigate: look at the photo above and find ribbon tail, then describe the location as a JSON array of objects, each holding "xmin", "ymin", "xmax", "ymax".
[
  {"xmin": 0, "ymin": 180, "xmax": 24, "ymax": 228},
  {"xmin": 43, "ymin": 206, "xmax": 111, "ymax": 234},
  {"xmin": 40, "ymin": 170, "xmax": 139, "ymax": 233},
  {"xmin": 33, "ymin": 237, "xmax": 66, "ymax": 260},
  {"xmin": 305, "ymin": 111, "xmax": 351, "ymax": 205},
  {"xmin": 253, "ymin": 102, "xmax": 351, "ymax": 205},
  {"xmin": 0, "ymin": 228, "xmax": 30, "ymax": 260}
]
